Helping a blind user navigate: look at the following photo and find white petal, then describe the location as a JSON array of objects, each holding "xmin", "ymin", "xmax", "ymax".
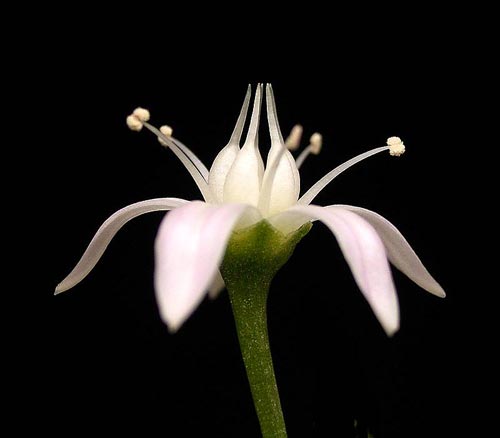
[
  {"xmin": 208, "ymin": 271, "xmax": 225, "ymax": 299},
  {"xmin": 154, "ymin": 201, "xmax": 256, "ymax": 331},
  {"xmin": 259, "ymin": 84, "xmax": 300, "ymax": 217},
  {"xmin": 338, "ymin": 205, "xmax": 445, "ymax": 297},
  {"xmin": 55, "ymin": 198, "xmax": 189, "ymax": 294},
  {"xmin": 223, "ymin": 84, "xmax": 265, "ymax": 206},
  {"xmin": 275, "ymin": 205, "xmax": 400, "ymax": 335},
  {"xmin": 208, "ymin": 85, "xmax": 252, "ymax": 203}
]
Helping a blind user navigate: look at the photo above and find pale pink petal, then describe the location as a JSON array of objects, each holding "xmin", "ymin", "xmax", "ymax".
[
  {"xmin": 154, "ymin": 201, "xmax": 256, "ymax": 331},
  {"xmin": 55, "ymin": 198, "xmax": 188, "ymax": 294},
  {"xmin": 337, "ymin": 205, "xmax": 445, "ymax": 297},
  {"xmin": 208, "ymin": 271, "xmax": 226, "ymax": 300},
  {"xmin": 277, "ymin": 205, "xmax": 400, "ymax": 335}
]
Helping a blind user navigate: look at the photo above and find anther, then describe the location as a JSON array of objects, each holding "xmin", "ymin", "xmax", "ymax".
[
  {"xmin": 158, "ymin": 125, "xmax": 173, "ymax": 146},
  {"xmin": 387, "ymin": 136, "xmax": 405, "ymax": 157},
  {"xmin": 126, "ymin": 107, "xmax": 151, "ymax": 131},
  {"xmin": 309, "ymin": 133, "xmax": 323, "ymax": 155},
  {"xmin": 285, "ymin": 125, "xmax": 303, "ymax": 150}
]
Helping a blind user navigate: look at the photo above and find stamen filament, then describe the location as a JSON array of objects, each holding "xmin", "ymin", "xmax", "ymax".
[
  {"xmin": 143, "ymin": 122, "xmax": 214, "ymax": 202},
  {"xmin": 295, "ymin": 145, "xmax": 314, "ymax": 169},
  {"xmin": 169, "ymin": 137, "xmax": 210, "ymax": 181},
  {"xmin": 295, "ymin": 133, "xmax": 322, "ymax": 169},
  {"xmin": 298, "ymin": 146, "xmax": 389, "ymax": 205}
]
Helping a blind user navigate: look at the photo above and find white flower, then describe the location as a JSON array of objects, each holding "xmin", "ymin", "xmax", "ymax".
[{"xmin": 55, "ymin": 84, "xmax": 444, "ymax": 335}]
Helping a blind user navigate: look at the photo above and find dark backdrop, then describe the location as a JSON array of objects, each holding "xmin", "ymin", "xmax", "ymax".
[{"xmin": 15, "ymin": 11, "xmax": 486, "ymax": 438}]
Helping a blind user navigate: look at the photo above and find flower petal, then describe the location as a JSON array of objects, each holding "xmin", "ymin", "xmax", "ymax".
[
  {"xmin": 209, "ymin": 85, "xmax": 252, "ymax": 203},
  {"xmin": 154, "ymin": 201, "xmax": 257, "ymax": 331},
  {"xmin": 275, "ymin": 205, "xmax": 400, "ymax": 335},
  {"xmin": 208, "ymin": 271, "xmax": 225, "ymax": 300},
  {"xmin": 338, "ymin": 205, "xmax": 445, "ymax": 297},
  {"xmin": 55, "ymin": 198, "xmax": 189, "ymax": 294}
]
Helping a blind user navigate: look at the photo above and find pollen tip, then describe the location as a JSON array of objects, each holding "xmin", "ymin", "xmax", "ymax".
[
  {"xmin": 387, "ymin": 136, "xmax": 405, "ymax": 157},
  {"xmin": 309, "ymin": 132, "xmax": 323, "ymax": 155},
  {"xmin": 126, "ymin": 114, "xmax": 143, "ymax": 131},
  {"xmin": 158, "ymin": 125, "xmax": 173, "ymax": 146},
  {"xmin": 285, "ymin": 124, "xmax": 303, "ymax": 150},
  {"xmin": 133, "ymin": 107, "xmax": 150, "ymax": 122},
  {"xmin": 126, "ymin": 107, "xmax": 150, "ymax": 131}
]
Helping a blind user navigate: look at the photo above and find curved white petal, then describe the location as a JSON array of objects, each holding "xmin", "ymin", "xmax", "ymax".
[
  {"xmin": 259, "ymin": 84, "xmax": 300, "ymax": 217},
  {"xmin": 275, "ymin": 205, "xmax": 399, "ymax": 336},
  {"xmin": 223, "ymin": 84, "xmax": 265, "ymax": 206},
  {"xmin": 208, "ymin": 271, "xmax": 225, "ymax": 300},
  {"xmin": 338, "ymin": 205, "xmax": 445, "ymax": 297},
  {"xmin": 55, "ymin": 198, "xmax": 189, "ymax": 294},
  {"xmin": 154, "ymin": 201, "xmax": 257, "ymax": 331},
  {"xmin": 209, "ymin": 85, "xmax": 252, "ymax": 203}
]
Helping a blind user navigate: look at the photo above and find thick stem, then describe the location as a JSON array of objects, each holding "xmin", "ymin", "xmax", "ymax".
[{"xmin": 227, "ymin": 281, "xmax": 286, "ymax": 438}]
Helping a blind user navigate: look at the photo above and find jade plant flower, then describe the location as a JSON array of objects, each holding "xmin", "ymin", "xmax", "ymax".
[
  {"xmin": 56, "ymin": 83, "xmax": 443, "ymax": 333},
  {"xmin": 56, "ymin": 84, "xmax": 445, "ymax": 437}
]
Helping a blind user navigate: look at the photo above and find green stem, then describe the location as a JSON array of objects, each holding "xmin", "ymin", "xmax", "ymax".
[
  {"xmin": 227, "ymin": 280, "xmax": 286, "ymax": 438},
  {"xmin": 221, "ymin": 220, "xmax": 311, "ymax": 437}
]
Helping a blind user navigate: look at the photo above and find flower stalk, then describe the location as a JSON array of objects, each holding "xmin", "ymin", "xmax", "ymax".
[
  {"xmin": 227, "ymin": 280, "xmax": 285, "ymax": 437},
  {"xmin": 221, "ymin": 220, "xmax": 311, "ymax": 437}
]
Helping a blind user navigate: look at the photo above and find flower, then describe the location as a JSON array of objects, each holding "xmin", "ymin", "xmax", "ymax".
[{"xmin": 55, "ymin": 84, "xmax": 444, "ymax": 335}]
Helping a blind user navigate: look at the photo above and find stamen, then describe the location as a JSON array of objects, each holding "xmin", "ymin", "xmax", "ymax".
[
  {"xmin": 298, "ymin": 145, "xmax": 390, "ymax": 205},
  {"xmin": 126, "ymin": 109, "xmax": 213, "ymax": 202},
  {"xmin": 285, "ymin": 124, "xmax": 303, "ymax": 150},
  {"xmin": 387, "ymin": 136, "xmax": 405, "ymax": 156},
  {"xmin": 143, "ymin": 122, "xmax": 212, "ymax": 201},
  {"xmin": 295, "ymin": 132, "xmax": 323, "ymax": 169},
  {"xmin": 158, "ymin": 125, "xmax": 173, "ymax": 146}
]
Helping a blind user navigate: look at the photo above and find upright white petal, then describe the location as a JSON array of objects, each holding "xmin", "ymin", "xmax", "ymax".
[
  {"xmin": 338, "ymin": 205, "xmax": 445, "ymax": 297},
  {"xmin": 209, "ymin": 85, "xmax": 252, "ymax": 203},
  {"xmin": 259, "ymin": 84, "xmax": 300, "ymax": 217},
  {"xmin": 223, "ymin": 84, "xmax": 265, "ymax": 207},
  {"xmin": 273, "ymin": 205, "xmax": 400, "ymax": 335},
  {"xmin": 55, "ymin": 198, "xmax": 189, "ymax": 294},
  {"xmin": 154, "ymin": 201, "xmax": 257, "ymax": 331}
]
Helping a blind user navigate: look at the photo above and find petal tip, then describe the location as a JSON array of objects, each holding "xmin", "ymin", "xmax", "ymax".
[
  {"xmin": 428, "ymin": 283, "xmax": 446, "ymax": 298},
  {"xmin": 385, "ymin": 323, "xmax": 400, "ymax": 337},
  {"xmin": 54, "ymin": 282, "xmax": 68, "ymax": 295},
  {"xmin": 161, "ymin": 311, "xmax": 184, "ymax": 334}
]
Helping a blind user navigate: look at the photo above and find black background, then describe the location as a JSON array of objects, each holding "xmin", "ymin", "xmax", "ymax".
[{"xmin": 14, "ymin": 8, "xmax": 489, "ymax": 438}]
